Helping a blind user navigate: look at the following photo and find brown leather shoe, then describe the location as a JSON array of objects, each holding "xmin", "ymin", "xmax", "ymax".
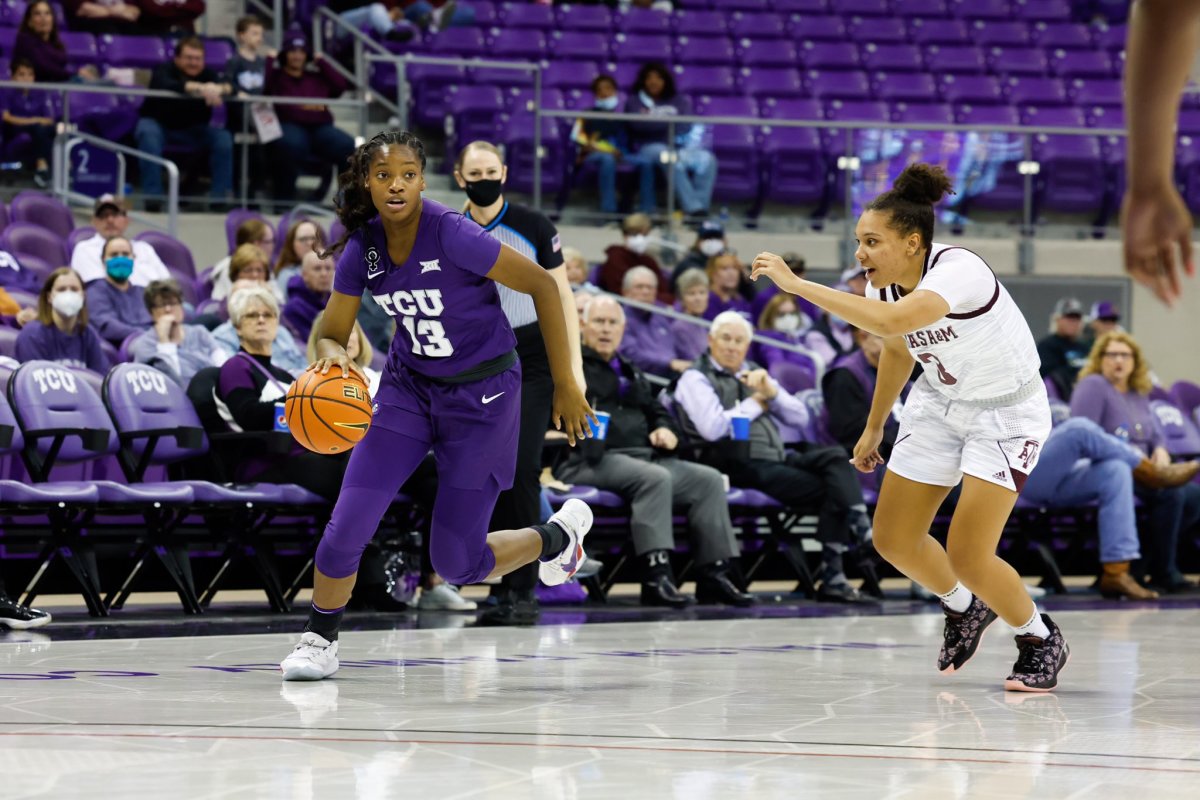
[
  {"xmin": 1132, "ymin": 459, "xmax": 1200, "ymax": 490},
  {"xmin": 1099, "ymin": 561, "xmax": 1160, "ymax": 600}
]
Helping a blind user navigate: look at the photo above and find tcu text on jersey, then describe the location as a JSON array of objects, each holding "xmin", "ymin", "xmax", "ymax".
[{"xmin": 372, "ymin": 288, "xmax": 455, "ymax": 358}]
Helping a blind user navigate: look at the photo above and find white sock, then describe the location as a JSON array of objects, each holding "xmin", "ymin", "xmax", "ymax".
[
  {"xmin": 1013, "ymin": 608, "xmax": 1051, "ymax": 639},
  {"xmin": 937, "ymin": 582, "xmax": 973, "ymax": 613}
]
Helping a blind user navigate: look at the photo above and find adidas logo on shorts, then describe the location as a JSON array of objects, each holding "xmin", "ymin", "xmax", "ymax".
[{"xmin": 993, "ymin": 470, "xmax": 1008, "ymax": 481}]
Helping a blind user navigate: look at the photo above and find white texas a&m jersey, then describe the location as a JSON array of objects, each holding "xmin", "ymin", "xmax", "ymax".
[{"xmin": 866, "ymin": 243, "xmax": 1040, "ymax": 403}]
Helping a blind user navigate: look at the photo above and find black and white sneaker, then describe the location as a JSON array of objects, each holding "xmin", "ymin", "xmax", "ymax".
[
  {"xmin": 938, "ymin": 596, "xmax": 997, "ymax": 674},
  {"xmin": 0, "ymin": 595, "xmax": 51, "ymax": 630},
  {"xmin": 1005, "ymin": 614, "xmax": 1070, "ymax": 693}
]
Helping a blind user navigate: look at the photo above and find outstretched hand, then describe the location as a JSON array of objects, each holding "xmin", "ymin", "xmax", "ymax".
[
  {"xmin": 750, "ymin": 252, "xmax": 795, "ymax": 288},
  {"xmin": 1121, "ymin": 185, "xmax": 1195, "ymax": 307}
]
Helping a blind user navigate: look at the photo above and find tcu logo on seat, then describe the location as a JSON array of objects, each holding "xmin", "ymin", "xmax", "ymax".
[
  {"xmin": 31, "ymin": 367, "xmax": 78, "ymax": 394},
  {"xmin": 125, "ymin": 369, "xmax": 169, "ymax": 396},
  {"xmin": 1154, "ymin": 404, "xmax": 1184, "ymax": 428}
]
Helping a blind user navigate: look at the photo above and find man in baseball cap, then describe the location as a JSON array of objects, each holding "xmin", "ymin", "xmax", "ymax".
[
  {"xmin": 1037, "ymin": 297, "xmax": 1088, "ymax": 400},
  {"xmin": 1087, "ymin": 300, "xmax": 1123, "ymax": 340},
  {"xmin": 69, "ymin": 194, "xmax": 171, "ymax": 287}
]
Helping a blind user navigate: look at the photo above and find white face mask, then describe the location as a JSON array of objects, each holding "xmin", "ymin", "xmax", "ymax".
[
  {"xmin": 51, "ymin": 290, "xmax": 84, "ymax": 318},
  {"xmin": 626, "ymin": 234, "xmax": 649, "ymax": 254},
  {"xmin": 774, "ymin": 313, "xmax": 802, "ymax": 334},
  {"xmin": 698, "ymin": 239, "xmax": 724, "ymax": 257}
]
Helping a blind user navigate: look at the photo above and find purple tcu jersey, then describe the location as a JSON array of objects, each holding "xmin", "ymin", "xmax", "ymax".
[{"xmin": 334, "ymin": 199, "xmax": 516, "ymax": 380}]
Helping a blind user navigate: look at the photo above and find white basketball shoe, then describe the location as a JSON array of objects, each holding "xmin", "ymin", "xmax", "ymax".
[
  {"xmin": 280, "ymin": 631, "xmax": 340, "ymax": 681},
  {"xmin": 538, "ymin": 499, "xmax": 593, "ymax": 586}
]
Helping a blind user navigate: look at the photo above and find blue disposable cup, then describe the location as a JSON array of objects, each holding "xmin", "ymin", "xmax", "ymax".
[
  {"xmin": 274, "ymin": 401, "xmax": 289, "ymax": 433},
  {"xmin": 730, "ymin": 414, "xmax": 750, "ymax": 441},
  {"xmin": 589, "ymin": 411, "xmax": 610, "ymax": 441}
]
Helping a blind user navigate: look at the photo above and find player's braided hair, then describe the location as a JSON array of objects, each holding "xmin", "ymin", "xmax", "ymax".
[
  {"xmin": 863, "ymin": 163, "xmax": 954, "ymax": 252},
  {"xmin": 324, "ymin": 130, "xmax": 427, "ymax": 258}
]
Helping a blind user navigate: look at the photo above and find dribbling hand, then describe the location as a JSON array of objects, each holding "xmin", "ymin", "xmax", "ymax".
[
  {"xmin": 1121, "ymin": 185, "xmax": 1195, "ymax": 307},
  {"xmin": 553, "ymin": 383, "xmax": 598, "ymax": 447},
  {"xmin": 308, "ymin": 353, "xmax": 367, "ymax": 385},
  {"xmin": 851, "ymin": 426, "xmax": 885, "ymax": 474}
]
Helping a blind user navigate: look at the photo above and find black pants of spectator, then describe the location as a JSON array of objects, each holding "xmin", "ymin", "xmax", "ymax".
[
  {"xmin": 269, "ymin": 122, "xmax": 356, "ymax": 202},
  {"xmin": 491, "ymin": 325, "xmax": 555, "ymax": 598},
  {"xmin": 258, "ymin": 450, "xmax": 351, "ymax": 502},
  {"xmin": 727, "ymin": 446, "xmax": 860, "ymax": 549},
  {"xmin": 4, "ymin": 122, "xmax": 53, "ymax": 167}
]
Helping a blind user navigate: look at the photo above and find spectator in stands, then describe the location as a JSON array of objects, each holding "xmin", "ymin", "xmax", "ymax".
[
  {"xmin": 756, "ymin": 293, "xmax": 838, "ymax": 378},
  {"xmin": 1072, "ymin": 331, "xmax": 1200, "ymax": 593},
  {"xmin": 15, "ymin": 267, "xmax": 109, "ymax": 372},
  {"xmin": 1085, "ymin": 300, "xmax": 1123, "ymax": 346},
  {"xmin": 618, "ymin": 266, "xmax": 685, "ymax": 379},
  {"xmin": 1037, "ymin": 297, "xmax": 1089, "ymax": 401},
  {"xmin": 136, "ymin": 37, "xmax": 233, "ymax": 211},
  {"xmin": 563, "ymin": 246, "xmax": 598, "ymax": 294},
  {"xmin": 137, "ymin": 0, "xmax": 206, "ymax": 35},
  {"xmin": 573, "ymin": 288, "xmax": 594, "ymax": 325},
  {"xmin": 224, "ymin": 14, "xmax": 272, "ymax": 137},
  {"xmin": 274, "ymin": 219, "xmax": 324, "ymax": 300},
  {"xmin": 672, "ymin": 219, "xmax": 727, "ymax": 287},
  {"xmin": 750, "ymin": 252, "xmax": 820, "ymax": 325},
  {"xmin": 14, "ymin": 1, "xmax": 102, "ymax": 85},
  {"xmin": 821, "ymin": 326, "xmax": 896, "ymax": 460},
  {"xmin": 559, "ymin": 295, "xmax": 753, "ymax": 607},
  {"xmin": 670, "ymin": 268, "xmax": 710, "ymax": 363},
  {"xmin": 625, "ymin": 61, "xmax": 717, "ymax": 220},
  {"xmin": 1023, "ymin": 416, "xmax": 1200, "ymax": 601},
  {"xmin": 264, "ymin": 27, "xmax": 356, "ymax": 205},
  {"xmin": 331, "ymin": 1, "xmax": 418, "ymax": 42},
  {"xmin": 398, "ymin": 1, "xmax": 475, "ymax": 31},
  {"xmin": 71, "ymin": 195, "xmax": 172, "ymax": 287},
  {"xmin": 2, "ymin": 59, "xmax": 57, "ymax": 188},
  {"xmin": 129, "ymin": 279, "xmax": 227, "ymax": 385},
  {"xmin": 281, "ymin": 251, "xmax": 334, "ymax": 342},
  {"xmin": 306, "ymin": 310, "xmax": 379, "ymax": 394},
  {"xmin": 572, "ymin": 74, "xmax": 638, "ymax": 215},
  {"xmin": 212, "ymin": 282, "xmax": 307, "ymax": 376},
  {"xmin": 705, "ymin": 253, "xmax": 752, "ymax": 320},
  {"xmin": 86, "ymin": 235, "xmax": 155, "ymax": 347},
  {"xmin": 63, "ymin": 0, "xmax": 141, "ymax": 36},
  {"xmin": 211, "ymin": 221, "xmax": 277, "ymax": 301},
  {"xmin": 674, "ymin": 311, "xmax": 874, "ymax": 603},
  {"xmin": 599, "ymin": 213, "xmax": 670, "ymax": 301}
]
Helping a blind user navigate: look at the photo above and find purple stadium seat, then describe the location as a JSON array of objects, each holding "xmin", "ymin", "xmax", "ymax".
[
  {"xmin": 486, "ymin": 28, "xmax": 546, "ymax": 61},
  {"xmin": 939, "ymin": 74, "xmax": 1003, "ymax": 105},
  {"xmin": 7, "ymin": 252, "xmax": 53, "ymax": 285},
  {"xmin": 0, "ymin": 221, "xmax": 67, "ymax": 267},
  {"xmin": 550, "ymin": 30, "xmax": 610, "ymax": 62},
  {"xmin": 1088, "ymin": 104, "xmax": 1125, "ymax": 131},
  {"xmin": 893, "ymin": 101, "xmax": 956, "ymax": 124},
  {"xmin": 470, "ymin": 65, "xmax": 535, "ymax": 90},
  {"xmin": 674, "ymin": 9, "xmax": 730, "ymax": 36},
  {"xmin": 847, "ymin": 16, "xmax": 908, "ymax": 43},
  {"xmin": 68, "ymin": 90, "xmax": 135, "ymax": 142},
  {"xmin": 971, "ymin": 21, "xmax": 1032, "ymax": 48},
  {"xmin": 505, "ymin": 87, "xmax": 564, "ymax": 115},
  {"xmin": 893, "ymin": 0, "xmax": 948, "ymax": 13},
  {"xmin": 223, "ymin": 209, "xmax": 267, "ymax": 254},
  {"xmin": 60, "ymin": 31, "xmax": 98, "ymax": 64},
  {"xmin": 807, "ymin": 69, "xmax": 871, "ymax": 101},
  {"xmin": 1095, "ymin": 23, "xmax": 1127, "ymax": 53},
  {"xmin": 785, "ymin": 14, "xmax": 846, "ymax": 41},
  {"xmin": 955, "ymin": 105, "xmax": 1025, "ymax": 210},
  {"xmin": 800, "ymin": 41, "xmax": 860, "ymax": 71},
  {"xmin": 468, "ymin": 0, "xmax": 497, "ymax": 26},
  {"xmin": 202, "ymin": 38, "xmax": 234, "ymax": 70},
  {"xmin": 614, "ymin": 33, "xmax": 673, "ymax": 65},
  {"xmin": 674, "ymin": 65, "xmax": 737, "ymax": 96},
  {"xmin": 987, "ymin": 47, "xmax": 1049, "ymax": 77},
  {"xmin": 761, "ymin": 97, "xmax": 823, "ymax": 122},
  {"xmin": 728, "ymin": 12, "xmax": 784, "ymax": 40},
  {"xmin": 427, "ymin": 28, "xmax": 487, "ymax": 58},
  {"xmin": 0, "ymin": 28, "xmax": 15, "ymax": 56},
  {"xmin": 1050, "ymin": 49, "xmax": 1113, "ymax": 80},
  {"xmin": 405, "ymin": 64, "xmax": 467, "ymax": 128},
  {"xmin": 1071, "ymin": 78, "xmax": 1123, "ymax": 109},
  {"xmin": 839, "ymin": 0, "xmax": 892, "ymax": 14},
  {"xmin": 873, "ymin": 71, "xmax": 938, "ymax": 104},
  {"xmin": 1150, "ymin": 400, "xmax": 1200, "ymax": 458},
  {"xmin": 761, "ymin": 121, "xmax": 826, "ymax": 205},
  {"xmin": 0, "ymin": 327, "xmax": 16, "ymax": 358},
  {"xmin": 925, "ymin": 45, "xmax": 987, "ymax": 74},
  {"xmin": 736, "ymin": 38, "xmax": 799, "ymax": 68},
  {"xmin": 9, "ymin": 191, "xmax": 74, "ymax": 239},
  {"xmin": 544, "ymin": 60, "xmax": 601, "ymax": 93},
  {"xmin": 1013, "ymin": 0, "xmax": 1072, "ymax": 21},
  {"xmin": 445, "ymin": 85, "xmax": 506, "ymax": 153},
  {"xmin": 695, "ymin": 95, "xmax": 758, "ymax": 118},
  {"xmin": 908, "ymin": 19, "xmax": 970, "ymax": 46},
  {"xmin": 67, "ymin": 225, "xmax": 96, "ymax": 254},
  {"xmin": 1026, "ymin": 107, "xmax": 1104, "ymax": 213},
  {"xmin": 99, "ymin": 35, "xmax": 169, "ymax": 69},
  {"xmin": 773, "ymin": 0, "xmax": 828, "ymax": 10},
  {"xmin": 1006, "ymin": 76, "xmax": 1069, "ymax": 107},
  {"xmin": 557, "ymin": 3, "xmax": 612, "ymax": 31},
  {"xmin": 135, "ymin": 231, "xmax": 197, "ymax": 279},
  {"xmin": 951, "ymin": 0, "xmax": 1010, "ymax": 19},
  {"xmin": 861, "ymin": 43, "xmax": 924, "ymax": 73},
  {"xmin": 957, "ymin": 103, "xmax": 1020, "ymax": 126},
  {"xmin": 502, "ymin": 2, "xmax": 554, "ymax": 29},
  {"xmin": 606, "ymin": 61, "xmax": 643, "ymax": 92},
  {"xmin": 1171, "ymin": 380, "xmax": 1200, "ymax": 417},
  {"xmin": 1034, "ymin": 21, "xmax": 1095, "ymax": 49},
  {"xmin": 708, "ymin": 126, "xmax": 761, "ymax": 202},
  {"xmin": 619, "ymin": 7, "xmax": 672, "ymax": 34},
  {"xmin": 675, "ymin": 36, "xmax": 736, "ymax": 66},
  {"xmin": 738, "ymin": 66, "xmax": 806, "ymax": 100}
]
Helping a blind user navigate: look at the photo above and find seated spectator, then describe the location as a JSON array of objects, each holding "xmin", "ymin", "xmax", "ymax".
[
  {"xmin": 212, "ymin": 283, "xmax": 307, "ymax": 376},
  {"xmin": 571, "ymin": 73, "xmax": 641, "ymax": 215},
  {"xmin": 573, "ymin": 288, "xmax": 595, "ymax": 325},
  {"xmin": 617, "ymin": 266, "xmax": 685, "ymax": 379},
  {"xmin": 331, "ymin": 1, "xmax": 418, "ymax": 42},
  {"xmin": 63, "ymin": 0, "xmax": 142, "ymax": 36},
  {"xmin": 1084, "ymin": 300, "xmax": 1123, "ymax": 348},
  {"xmin": 14, "ymin": 1, "xmax": 102, "ymax": 84},
  {"xmin": 398, "ymin": 1, "xmax": 475, "ymax": 31},
  {"xmin": 136, "ymin": 37, "xmax": 233, "ymax": 210},
  {"xmin": 756, "ymin": 293, "xmax": 838, "ymax": 378},
  {"xmin": 671, "ymin": 219, "xmax": 727, "ymax": 287},
  {"xmin": 281, "ymin": 251, "xmax": 333, "ymax": 342},
  {"xmin": 820, "ymin": 326, "xmax": 899, "ymax": 459},
  {"xmin": 85, "ymin": 235, "xmax": 154, "ymax": 346},
  {"xmin": 211, "ymin": 221, "xmax": 277, "ymax": 301},
  {"xmin": 1071, "ymin": 331, "xmax": 1200, "ymax": 593},
  {"xmin": 71, "ymin": 195, "xmax": 171, "ymax": 287},
  {"xmin": 2, "ymin": 59, "xmax": 57, "ymax": 187},
  {"xmin": 129, "ymin": 279, "xmax": 227, "ymax": 385},
  {"xmin": 563, "ymin": 246, "xmax": 598, "ymax": 294},
  {"xmin": 224, "ymin": 15, "xmax": 272, "ymax": 136},
  {"xmin": 625, "ymin": 61, "xmax": 716, "ymax": 220},
  {"xmin": 558, "ymin": 295, "xmax": 753, "ymax": 607},
  {"xmin": 1037, "ymin": 297, "xmax": 1089, "ymax": 400},
  {"xmin": 705, "ymin": 253, "xmax": 752, "ymax": 320},
  {"xmin": 750, "ymin": 251, "xmax": 820, "ymax": 325},
  {"xmin": 1023, "ymin": 416, "xmax": 1200, "ymax": 600},
  {"xmin": 673, "ymin": 311, "xmax": 874, "ymax": 603},
  {"xmin": 670, "ymin": 268, "xmax": 709, "ymax": 363},
  {"xmin": 306, "ymin": 310, "xmax": 379, "ymax": 394},
  {"xmin": 264, "ymin": 28, "xmax": 355, "ymax": 205},
  {"xmin": 137, "ymin": 0, "xmax": 206, "ymax": 35},
  {"xmin": 599, "ymin": 213, "xmax": 671, "ymax": 301},
  {"xmin": 275, "ymin": 219, "xmax": 325, "ymax": 300},
  {"xmin": 15, "ymin": 267, "xmax": 109, "ymax": 372}
]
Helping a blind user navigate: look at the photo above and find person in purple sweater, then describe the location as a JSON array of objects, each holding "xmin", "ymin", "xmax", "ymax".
[
  {"xmin": 280, "ymin": 251, "xmax": 333, "ymax": 343},
  {"xmin": 1070, "ymin": 331, "xmax": 1200, "ymax": 593},
  {"xmin": 617, "ymin": 266, "xmax": 685, "ymax": 379},
  {"xmin": 2, "ymin": 59, "xmax": 57, "ymax": 187},
  {"xmin": 669, "ymin": 268, "xmax": 710, "ymax": 364},
  {"xmin": 13, "ymin": 1, "xmax": 102, "ymax": 84},
  {"xmin": 15, "ymin": 268, "xmax": 109, "ymax": 373},
  {"xmin": 84, "ymin": 236, "xmax": 154, "ymax": 347},
  {"xmin": 704, "ymin": 253, "xmax": 752, "ymax": 321},
  {"xmin": 264, "ymin": 28, "xmax": 356, "ymax": 203}
]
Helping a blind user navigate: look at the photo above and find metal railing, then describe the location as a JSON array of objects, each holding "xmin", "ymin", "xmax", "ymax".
[
  {"xmin": 244, "ymin": 0, "xmax": 284, "ymax": 51},
  {"xmin": 312, "ymin": 7, "xmax": 402, "ymax": 120}
]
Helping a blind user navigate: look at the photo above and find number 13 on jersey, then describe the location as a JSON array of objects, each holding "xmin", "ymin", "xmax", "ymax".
[{"xmin": 400, "ymin": 317, "xmax": 455, "ymax": 357}]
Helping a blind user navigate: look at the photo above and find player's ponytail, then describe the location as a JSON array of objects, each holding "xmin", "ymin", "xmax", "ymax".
[
  {"xmin": 864, "ymin": 163, "xmax": 954, "ymax": 253},
  {"xmin": 324, "ymin": 130, "xmax": 428, "ymax": 259}
]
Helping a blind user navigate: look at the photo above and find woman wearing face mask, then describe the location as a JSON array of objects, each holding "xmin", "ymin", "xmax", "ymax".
[
  {"xmin": 454, "ymin": 140, "xmax": 586, "ymax": 625},
  {"xmin": 84, "ymin": 235, "xmax": 155, "ymax": 347},
  {"xmin": 754, "ymin": 292, "xmax": 838, "ymax": 376},
  {"xmin": 15, "ymin": 267, "xmax": 110, "ymax": 373},
  {"xmin": 672, "ymin": 220, "xmax": 727, "ymax": 287}
]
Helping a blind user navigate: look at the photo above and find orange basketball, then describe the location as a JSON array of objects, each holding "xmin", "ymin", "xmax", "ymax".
[{"xmin": 285, "ymin": 370, "xmax": 373, "ymax": 454}]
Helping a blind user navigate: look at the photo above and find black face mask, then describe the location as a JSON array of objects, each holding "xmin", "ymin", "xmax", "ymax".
[{"xmin": 464, "ymin": 178, "xmax": 503, "ymax": 207}]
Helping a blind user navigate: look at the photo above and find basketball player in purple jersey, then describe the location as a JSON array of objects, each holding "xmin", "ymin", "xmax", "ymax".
[{"xmin": 280, "ymin": 131, "xmax": 597, "ymax": 681}]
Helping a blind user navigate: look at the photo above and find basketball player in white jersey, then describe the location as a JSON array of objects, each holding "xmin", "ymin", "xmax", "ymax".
[{"xmin": 751, "ymin": 164, "xmax": 1069, "ymax": 693}]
